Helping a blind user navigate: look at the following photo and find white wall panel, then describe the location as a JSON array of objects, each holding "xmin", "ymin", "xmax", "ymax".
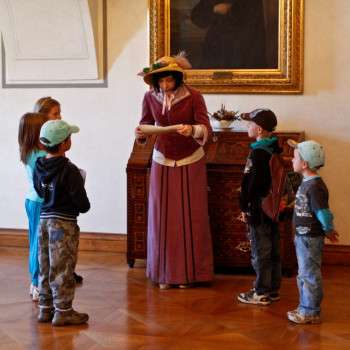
[{"xmin": 0, "ymin": 0, "xmax": 100, "ymax": 84}]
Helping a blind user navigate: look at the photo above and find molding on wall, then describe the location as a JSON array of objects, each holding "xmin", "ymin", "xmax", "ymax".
[
  {"xmin": 1, "ymin": 0, "xmax": 108, "ymax": 88},
  {"xmin": 323, "ymin": 244, "xmax": 350, "ymax": 266},
  {"xmin": 1, "ymin": 229, "xmax": 349, "ymax": 265},
  {"xmin": 0, "ymin": 228, "xmax": 126, "ymax": 253}
]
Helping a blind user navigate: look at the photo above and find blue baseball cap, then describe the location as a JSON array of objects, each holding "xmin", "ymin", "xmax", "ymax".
[
  {"xmin": 40, "ymin": 120, "xmax": 79, "ymax": 147},
  {"xmin": 288, "ymin": 139, "xmax": 325, "ymax": 169}
]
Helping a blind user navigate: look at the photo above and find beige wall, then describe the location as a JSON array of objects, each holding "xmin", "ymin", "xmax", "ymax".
[{"xmin": 1, "ymin": 0, "xmax": 350, "ymax": 244}]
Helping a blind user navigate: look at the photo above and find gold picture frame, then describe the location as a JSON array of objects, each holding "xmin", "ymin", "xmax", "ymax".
[{"xmin": 149, "ymin": 0, "xmax": 304, "ymax": 94}]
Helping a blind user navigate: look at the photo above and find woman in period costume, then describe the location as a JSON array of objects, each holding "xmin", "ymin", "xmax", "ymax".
[{"xmin": 135, "ymin": 55, "xmax": 214, "ymax": 289}]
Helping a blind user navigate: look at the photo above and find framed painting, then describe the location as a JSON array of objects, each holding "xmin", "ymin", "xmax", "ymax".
[{"xmin": 149, "ymin": 0, "xmax": 304, "ymax": 94}]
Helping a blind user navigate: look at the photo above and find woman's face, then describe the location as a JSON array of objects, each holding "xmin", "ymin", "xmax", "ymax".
[
  {"xmin": 47, "ymin": 105, "xmax": 61, "ymax": 120},
  {"xmin": 158, "ymin": 76, "xmax": 176, "ymax": 93}
]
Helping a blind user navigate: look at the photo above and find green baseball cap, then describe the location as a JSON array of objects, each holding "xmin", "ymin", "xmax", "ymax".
[
  {"xmin": 287, "ymin": 139, "xmax": 325, "ymax": 169},
  {"xmin": 40, "ymin": 120, "xmax": 79, "ymax": 147}
]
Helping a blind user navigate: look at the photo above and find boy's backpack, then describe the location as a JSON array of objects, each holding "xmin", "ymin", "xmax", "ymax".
[{"xmin": 262, "ymin": 153, "xmax": 288, "ymax": 222}]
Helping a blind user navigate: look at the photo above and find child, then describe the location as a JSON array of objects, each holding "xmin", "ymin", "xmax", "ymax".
[
  {"xmin": 237, "ymin": 109, "xmax": 282, "ymax": 305},
  {"xmin": 287, "ymin": 139, "xmax": 339, "ymax": 324},
  {"xmin": 18, "ymin": 113, "xmax": 48, "ymax": 301},
  {"xmin": 34, "ymin": 96, "xmax": 84, "ymax": 284},
  {"xmin": 33, "ymin": 120, "xmax": 90, "ymax": 326},
  {"xmin": 34, "ymin": 96, "xmax": 62, "ymax": 120}
]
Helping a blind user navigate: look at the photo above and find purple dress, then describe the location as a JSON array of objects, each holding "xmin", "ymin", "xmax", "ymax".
[{"xmin": 140, "ymin": 85, "xmax": 214, "ymax": 284}]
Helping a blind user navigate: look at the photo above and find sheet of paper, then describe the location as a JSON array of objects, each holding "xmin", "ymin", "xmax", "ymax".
[
  {"xmin": 138, "ymin": 124, "xmax": 183, "ymax": 135},
  {"xmin": 79, "ymin": 168, "xmax": 86, "ymax": 183}
]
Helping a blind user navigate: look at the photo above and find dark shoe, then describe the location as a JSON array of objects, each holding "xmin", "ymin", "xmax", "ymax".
[
  {"xmin": 38, "ymin": 307, "xmax": 54, "ymax": 323},
  {"xmin": 74, "ymin": 272, "xmax": 83, "ymax": 284},
  {"xmin": 237, "ymin": 289, "xmax": 272, "ymax": 306},
  {"xmin": 269, "ymin": 292, "xmax": 281, "ymax": 302},
  {"xmin": 52, "ymin": 309, "xmax": 89, "ymax": 327}
]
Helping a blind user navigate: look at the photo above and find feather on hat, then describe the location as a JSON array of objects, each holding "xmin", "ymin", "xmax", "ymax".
[{"xmin": 138, "ymin": 52, "xmax": 192, "ymax": 85}]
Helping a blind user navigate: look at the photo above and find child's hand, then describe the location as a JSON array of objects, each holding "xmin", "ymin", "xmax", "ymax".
[
  {"xmin": 326, "ymin": 230, "xmax": 339, "ymax": 243},
  {"xmin": 177, "ymin": 124, "xmax": 193, "ymax": 137}
]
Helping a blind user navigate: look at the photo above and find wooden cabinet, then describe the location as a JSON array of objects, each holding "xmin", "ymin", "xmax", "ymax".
[{"xmin": 126, "ymin": 131, "xmax": 304, "ymax": 275}]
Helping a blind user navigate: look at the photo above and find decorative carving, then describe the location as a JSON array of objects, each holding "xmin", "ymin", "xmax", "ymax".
[{"xmin": 235, "ymin": 241, "xmax": 251, "ymax": 254}]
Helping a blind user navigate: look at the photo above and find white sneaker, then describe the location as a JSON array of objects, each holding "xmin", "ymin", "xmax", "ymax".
[
  {"xmin": 159, "ymin": 283, "xmax": 171, "ymax": 290},
  {"xmin": 29, "ymin": 284, "xmax": 39, "ymax": 302},
  {"xmin": 287, "ymin": 309, "xmax": 321, "ymax": 324}
]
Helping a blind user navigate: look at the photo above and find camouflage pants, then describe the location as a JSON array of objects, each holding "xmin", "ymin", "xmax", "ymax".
[{"xmin": 38, "ymin": 218, "xmax": 80, "ymax": 310}]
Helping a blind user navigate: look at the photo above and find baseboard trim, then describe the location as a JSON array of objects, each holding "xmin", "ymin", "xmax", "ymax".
[
  {"xmin": 0, "ymin": 228, "xmax": 126, "ymax": 253},
  {"xmin": 323, "ymin": 244, "xmax": 350, "ymax": 266},
  {"xmin": 1, "ymin": 229, "xmax": 349, "ymax": 265}
]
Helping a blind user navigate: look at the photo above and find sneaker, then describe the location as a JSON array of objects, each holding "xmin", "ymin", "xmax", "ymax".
[
  {"xmin": 159, "ymin": 283, "xmax": 171, "ymax": 290},
  {"xmin": 32, "ymin": 286, "xmax": 40, "ymax": 302},
  {"xmin": 29, "ymin": 284, "xmax": 39, "ymax": 302},
  {"xmin": 269, "ymin": 292, "xmax": 280, "ymax": 302},
  {"xmin": 178, "ymin": 284, "xmax": 193, "ymax": 289},
  {"xmin": 287, "ymin": 309, "xmax": 321, "ymax": 324},
  {"xmin": 237, "ymin": 289, "xmax": 272, "ymax": 306},
  {"xmin": 38, "ymin": 307, "xmax": 54, "ymax": 323},
  {"xmin": 52, "ymin": 309, "xmax": 89, "ymax": 327},
  {"xmin": 29, "ymin": 283, "xmax": 35, "ymax": 295},
  {"xmin": 74, "ymin": 272, "xmax": 83, "ymax": 284}
]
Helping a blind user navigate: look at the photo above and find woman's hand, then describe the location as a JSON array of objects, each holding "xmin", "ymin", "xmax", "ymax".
[
  {"xmin": 177, "ymin": 124, "xmax": 193, "ymax": 137},
  {"xmin": 135, "ymin": 126, "xmax": 146, "ymax": 140}
]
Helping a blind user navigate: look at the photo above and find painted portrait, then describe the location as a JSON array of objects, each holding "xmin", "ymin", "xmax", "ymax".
[
  {"xmin": 149, "ymin": 0, "xmax": 304, "ymax": 94},
  {"xmin": 170, "ymin": 0, "xmax": 279, "ymax": 70}
]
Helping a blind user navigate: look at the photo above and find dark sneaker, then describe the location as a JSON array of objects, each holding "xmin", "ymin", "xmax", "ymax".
[
  {"xmin": 237, "ymin": 289, "xmax": 271, "ymax": 306},
  {"xmin": 74, "ymin": 272, "xmax": 83, "ymax": 284},
  {"xmin": 52, "ymin": 309, "xmax": 89, "ymax": 327},
  {"xmin": 287, "ymin": 309, "xmax": 321, "ymax": 324},
  {"xmin": 269, "ymin": 292, "xmax": 281, "ymax": 302},
  {"xmin": 38, "ymin": 307, "xmax": 54, "ymax": 323}
]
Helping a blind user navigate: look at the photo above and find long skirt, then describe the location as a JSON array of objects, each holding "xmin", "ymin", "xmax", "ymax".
[{"xmin": 146, "ymin": 157, "xmax": 214, "ymax": 284}]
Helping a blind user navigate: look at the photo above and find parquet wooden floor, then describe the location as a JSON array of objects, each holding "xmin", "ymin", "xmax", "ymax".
[{"xmin": 1, "ymin": 247, "xmax": 350, "ymax": 350}]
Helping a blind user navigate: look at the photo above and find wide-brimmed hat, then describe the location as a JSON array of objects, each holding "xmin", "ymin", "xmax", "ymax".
[
  {"xmin": 240, "ymin": 109, "xmax": 277, "ymax": 132},
  {"xmin": 287, "ymin": 139, "xmax": 325, "ymax": 169},
  {"xmin": 138, "ymin": 53, "xmax": 192, "ymax": 85}
]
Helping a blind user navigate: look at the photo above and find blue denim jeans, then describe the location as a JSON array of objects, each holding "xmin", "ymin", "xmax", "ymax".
[
  {"xmin": 295, "ymin": 235, "xmax": 324, "ymax": 316},
  {"xmin": 249, "ymin": 216, "xmax": 281, "ymax": 295},
  {"xmin": 25, "ymin": 199, "xmax": 42, "ymax": 287}
]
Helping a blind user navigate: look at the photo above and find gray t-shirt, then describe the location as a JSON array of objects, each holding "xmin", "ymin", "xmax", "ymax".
[{"xmin": 293, "ymin": 176, "xmax": 329, "ymax": 236}]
